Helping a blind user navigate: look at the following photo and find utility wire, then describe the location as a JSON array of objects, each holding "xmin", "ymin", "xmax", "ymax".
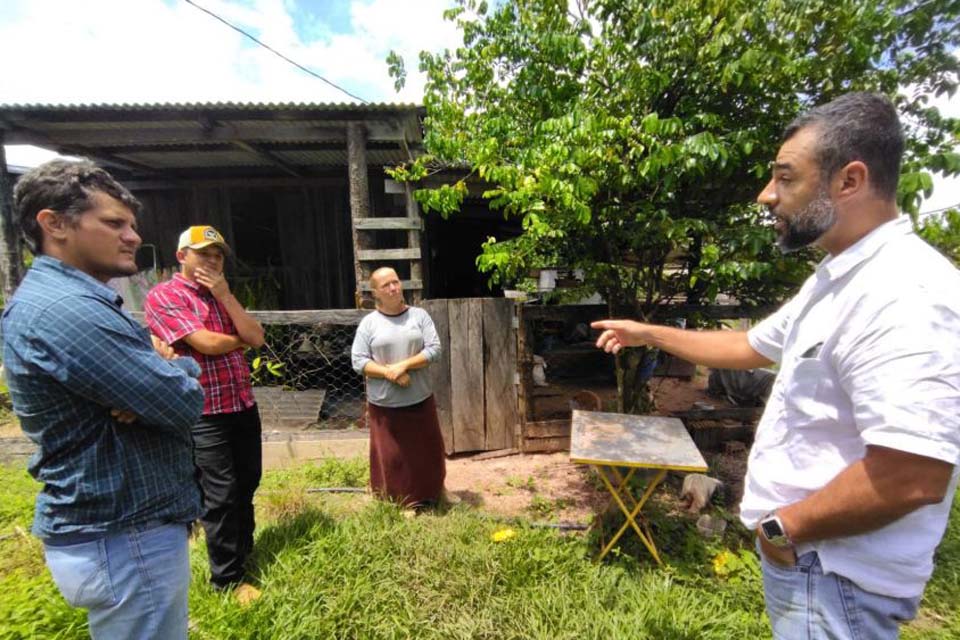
[
  {"xmin": 920, "ymin": 201, "xmax": 960, "ymax": 217},
  {"xmin": 183, "ymin": 0, "xmax": 368, "ymax": 104}
]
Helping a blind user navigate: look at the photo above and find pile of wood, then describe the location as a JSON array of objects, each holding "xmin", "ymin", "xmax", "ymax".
[{"xmin": 671, "ymin": 407, "xmax": 763, "ymax": 450}]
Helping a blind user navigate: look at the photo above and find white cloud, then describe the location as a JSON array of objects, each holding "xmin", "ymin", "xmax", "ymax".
[
  {"xmin": 1, "ymin": 0, "xmax": 955, "ymax": 213},
  {"xmin": 0, "ymin": 0, "xmax": 460, "ymax": 105},
  {"xmin": 1, "ymin": 0, "xmax": 462, "ymax": 166}
]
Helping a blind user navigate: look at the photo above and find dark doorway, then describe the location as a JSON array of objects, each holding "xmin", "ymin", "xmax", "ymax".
[
  {"xmin": 229, "ymin": 189, "xmax": 284, "ymax": 309},
  {"xmin": 425, "ymin": 200, "xmax": 521, "ymax": 298}
]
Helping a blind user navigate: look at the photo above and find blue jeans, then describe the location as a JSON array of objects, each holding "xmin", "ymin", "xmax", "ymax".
[
  {"xmin": 43, "ymin": 523, "xmax": 191, "ymax": 640},
  {"xmin": 758, "ymin": 543, "xmax": 920, "ymax": 639}
]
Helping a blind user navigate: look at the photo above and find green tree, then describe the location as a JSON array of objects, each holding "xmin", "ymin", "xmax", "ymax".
[
  {"xmin": 918, "ymin": 207, "xmax": 960, "ymax": 264},
  {"xmin": 389, "ymin": 0, "xmax": 960, "ymax": 412}
]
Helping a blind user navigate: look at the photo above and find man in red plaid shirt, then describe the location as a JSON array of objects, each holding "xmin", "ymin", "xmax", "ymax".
[{"xmin": 145, "ymin": 225, "xmax": 265, "ymax": 605}]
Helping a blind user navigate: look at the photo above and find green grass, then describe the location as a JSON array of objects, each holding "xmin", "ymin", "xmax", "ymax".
[{"xmin": 1, "ymin": 461, "xmax": 958, "ymax": 639}]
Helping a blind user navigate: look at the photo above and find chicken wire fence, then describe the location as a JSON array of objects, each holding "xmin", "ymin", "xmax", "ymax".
[{"xmin": 247, "ymin": 319, "xmax": 367, "ymax": 432}]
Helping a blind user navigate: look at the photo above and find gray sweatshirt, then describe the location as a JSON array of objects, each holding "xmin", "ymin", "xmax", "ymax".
[{"xmin": 351, "ymin": 307, "xmax": 442, "ymax": 407}]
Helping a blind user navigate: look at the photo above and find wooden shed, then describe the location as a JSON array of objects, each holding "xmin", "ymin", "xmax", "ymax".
[
  {"xmin": 0, "ymin": 102, "xmax": 518, "ymax": 307},
  {"xmin": 0, "ymin": 102, "xmax": 528, "ymax": 455}
]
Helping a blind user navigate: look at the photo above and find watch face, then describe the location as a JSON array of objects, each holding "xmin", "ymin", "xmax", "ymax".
[{"xmin": 761, "ymin": 518, "xmax": 783, "ymax": 540}]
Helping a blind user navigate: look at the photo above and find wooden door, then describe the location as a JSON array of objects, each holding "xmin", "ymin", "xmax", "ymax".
[{"xmin": 421, "ymin": 298, "xmax": 519, "ymax": 454}]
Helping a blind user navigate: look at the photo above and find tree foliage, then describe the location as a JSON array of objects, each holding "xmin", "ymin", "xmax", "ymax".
[
  {"xmin": 918, "ymin": 208, "xmax": 960, "ymax": 264},
  {"xmin": 388, "ymin": 0, "xmax": 960, "ymax": 410}
]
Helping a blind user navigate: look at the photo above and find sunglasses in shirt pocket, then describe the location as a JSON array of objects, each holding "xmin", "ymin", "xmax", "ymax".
[{"xmin": 783, "ymin": 339, "xmax": 842, "ymax": 427}]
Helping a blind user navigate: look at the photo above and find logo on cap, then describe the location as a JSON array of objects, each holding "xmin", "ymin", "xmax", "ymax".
[{"xmin": 178, "ymin": 225, "xmax": 230, "ymax": 254}]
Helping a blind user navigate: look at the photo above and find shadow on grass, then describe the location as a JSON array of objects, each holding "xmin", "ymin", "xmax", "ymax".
[
  {"xmin": 248, "ymin": 507, "xmax": 337, "ymax": 578},
  {"xmin": 586, "ymin": 489, "xmax": 753, "ymax": 574}
]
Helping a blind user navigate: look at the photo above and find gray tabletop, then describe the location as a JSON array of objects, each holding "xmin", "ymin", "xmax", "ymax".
[{"xmin": 569, "ymin": 410, "xmax": 708, "ymax": 471}]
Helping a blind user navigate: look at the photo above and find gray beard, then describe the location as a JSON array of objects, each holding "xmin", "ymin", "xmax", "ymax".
[{"xmin": 776, "ymin": 190, "xmax": 837, "ymax": 253}]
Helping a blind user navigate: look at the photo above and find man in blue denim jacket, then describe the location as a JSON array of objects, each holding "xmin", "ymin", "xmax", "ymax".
[{"xmin": 2, "ymin": 159, "xmax": 205, "ymax": 639}]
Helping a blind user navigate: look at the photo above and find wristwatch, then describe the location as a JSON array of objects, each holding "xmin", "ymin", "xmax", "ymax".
[{"xmin": 759, "ymin": 512, "xmax": 793, "ymax": 548}]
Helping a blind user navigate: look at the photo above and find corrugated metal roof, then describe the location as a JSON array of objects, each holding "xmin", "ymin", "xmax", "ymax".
[
  {"xmin": 0, "ymin": 101, "xmax": 420, "ymax": 112},
  {"xmin": 117, "ymin": 148, "xmax": 409, "ymax": 169},
  {"xmin": 119, "ymin": 150, "xmax": 266, "ymax": 168},
  {"xmin": 0, "ymin": 101, "xmax": 423, "ymax": 177},
  {"xmin": 274, "ymin": 149, "xmax": 410, "ymax": 166}
]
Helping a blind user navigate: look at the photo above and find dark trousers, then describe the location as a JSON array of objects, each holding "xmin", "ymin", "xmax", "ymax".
[{"xmin": 192, "ymin": 404, "xmax": 262, "ymax": 589}]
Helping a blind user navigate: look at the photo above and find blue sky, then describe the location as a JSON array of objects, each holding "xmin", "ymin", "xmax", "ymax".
[
  {"xmin": 0, "ymin": 0, "xmax": 956, "ymax": 212},
  {"xmin": 0, "ymin": 0, "xmax": 459, "ymax": 106}
]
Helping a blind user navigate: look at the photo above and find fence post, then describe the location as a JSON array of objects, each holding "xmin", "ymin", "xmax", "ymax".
[{"xmin": 0, "ymin": 134, "xmax": 24, "ymax": 302}]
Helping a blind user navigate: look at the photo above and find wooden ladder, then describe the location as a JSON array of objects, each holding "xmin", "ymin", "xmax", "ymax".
[
  {"xmin": 352, "ymin": 181, "xmax": 424, "ymax": 307},
  {"xmin": 347, "ymin": 123, "xmax": 424, "ymax": 308}
]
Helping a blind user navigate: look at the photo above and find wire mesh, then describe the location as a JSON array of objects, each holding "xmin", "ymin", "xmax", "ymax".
[{"xmin": 247, "ymin": 321, "xmax": 366, "ymax": 432}]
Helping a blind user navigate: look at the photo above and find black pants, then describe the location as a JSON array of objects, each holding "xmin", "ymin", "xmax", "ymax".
[{"xmin": 192, "ymin": 405, "xmax": 262, "ymax": 589}]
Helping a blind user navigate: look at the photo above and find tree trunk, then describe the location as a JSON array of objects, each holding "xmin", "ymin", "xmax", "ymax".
[
  {"xmin": 609, "ymin": 298, "xmax": 656, "ymax": 415},
  {"xmin": 615, "ymin": 347, "xmax": 656, "ymax": 415}
]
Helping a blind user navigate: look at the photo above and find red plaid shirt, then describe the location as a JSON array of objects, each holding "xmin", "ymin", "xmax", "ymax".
[{"xmin": 144, "ymin": 274, "xmax": 255, "ymax": 416}]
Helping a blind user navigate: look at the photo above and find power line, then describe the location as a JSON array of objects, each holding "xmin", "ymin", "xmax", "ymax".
[
  {"xmin": 920, "ymin": 201, "xmax": 960, "ymax": 217},
  {"xmin": 183, "ymin": 0, "xmax": 368, "ymax": 104}
]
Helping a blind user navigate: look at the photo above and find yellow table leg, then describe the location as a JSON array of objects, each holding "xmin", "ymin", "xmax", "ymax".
[
  {"xmin": 595, "ymin": 466, "xmax": 667, "ymax": 565},
  {"xmin": 608, "ymin": 467, "xmax": 638, "ymax": 509}
]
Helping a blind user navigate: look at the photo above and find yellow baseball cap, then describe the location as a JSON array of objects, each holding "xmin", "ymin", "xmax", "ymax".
[{"xmin": 177, "ymin": 225, "xmax": 231, "ymax": 254}]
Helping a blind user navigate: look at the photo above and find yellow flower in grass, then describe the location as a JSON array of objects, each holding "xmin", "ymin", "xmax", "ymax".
[
  {"xmin": 712, "ymin": 550, "xmax": 733, "ymax": 577},
  {"xmin": 490, "ymin": 527, "xmax": 517, "ymax": 543}
]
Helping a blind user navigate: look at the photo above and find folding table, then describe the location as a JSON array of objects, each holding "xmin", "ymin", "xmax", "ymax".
[{"xmin": 570, "ymin": 410, "xmax": 708, "ymax": 565}]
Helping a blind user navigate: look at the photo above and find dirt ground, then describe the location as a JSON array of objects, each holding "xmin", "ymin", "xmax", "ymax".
[
  {"xmin": 0, "ymin": 372, "xmax": 752, "ymax": 524},
  {"xmin": 445, "ymin": 451, "xmax": 605, "ymax": 524},
  {"xmin": 0, "ymin": 420, "xmax": 23, "ymax": 438},
  {"xmin": 444, "ymin": 371, "xmax": 750, "ymax": 524}
]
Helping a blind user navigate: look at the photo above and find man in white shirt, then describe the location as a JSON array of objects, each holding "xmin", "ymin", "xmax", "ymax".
[{"xmin": 593, "ymin": 92, "xmax": 960, "ymax": 639}]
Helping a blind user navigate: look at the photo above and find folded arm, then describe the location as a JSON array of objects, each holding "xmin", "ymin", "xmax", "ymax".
[
  {"xmin": 39, "ymin": 297, "xmax": 204, "ymax": 429},
  {"xmin": 181, "ymin": 329, "xmax": 247, "ymax": 356}
]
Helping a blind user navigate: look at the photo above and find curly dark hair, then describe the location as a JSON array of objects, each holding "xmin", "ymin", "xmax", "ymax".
[
  {"xmin": 12, "ymin": 159, "xmax": 142, "ymax": 254},
  {"xmin": 783, "ymin": 92, "xmax": 904, "ymax": 200}
]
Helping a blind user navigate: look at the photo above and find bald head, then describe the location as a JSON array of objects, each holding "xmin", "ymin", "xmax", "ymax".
[
  {"xmin": 369, "ymin": 267, "xmax": 405, "ymax": 311},
  {"xmin": 369, "ymin": 267, "xmax": 398, "ymax": 290}
]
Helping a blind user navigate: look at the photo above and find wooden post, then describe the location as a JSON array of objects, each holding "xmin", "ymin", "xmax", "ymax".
[
  {"xmin": 421, "ymin": 299, "xmax": 454, "ymax": 454},
  {"xmin": 0, "ymin": 134, "xmax": 24, "ymax": 302},
  {"xmin": 404, "ymin": 181, "xmax": 423, "ymax": 304},
  {"xmin": 347, "ymin": 123, "xmax": 371, "ymax": 307}
]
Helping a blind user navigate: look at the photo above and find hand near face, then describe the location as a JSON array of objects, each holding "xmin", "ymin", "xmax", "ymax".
[{"xmin": 194, "ymin": 267, "xmax": 231, "ymax": 299}]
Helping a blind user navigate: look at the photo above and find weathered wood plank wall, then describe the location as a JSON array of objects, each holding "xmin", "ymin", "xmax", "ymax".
[
  {"xmin": 134, "ymin": 183, "xmax": 355, "ymax": 309},
  {"xmin": 482, "ymin": 298, "xmax": 519, "ymax": 450},
  {"xmin": 421, "ymin": 299, "xmax": 454, "ymax": 454},
  {"xmin": 449, "ymin": 298, "xmax": 486, "ymax": 451},
  {"xmin": 422, "ymin": 298, "xmax": 519, "ymax": 454}
]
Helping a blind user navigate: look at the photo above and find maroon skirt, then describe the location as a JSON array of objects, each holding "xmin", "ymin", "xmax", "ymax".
[{"xmin": 367, "ymin": 395, "xmax": 446, "ymax": 508}]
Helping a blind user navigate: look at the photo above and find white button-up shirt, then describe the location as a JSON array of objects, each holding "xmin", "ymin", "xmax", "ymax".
[{"xmin": 743, "ymin": 216, "xmax": 960, "ymax": 598}]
